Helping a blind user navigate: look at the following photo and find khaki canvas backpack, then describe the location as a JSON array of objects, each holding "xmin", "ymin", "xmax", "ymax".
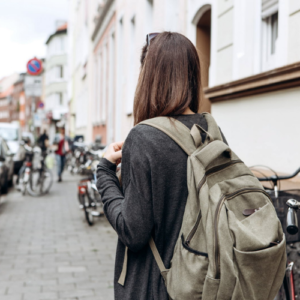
[{"xmin": 138, "ymin": 113, "xmax": 286, "ymax": 300}]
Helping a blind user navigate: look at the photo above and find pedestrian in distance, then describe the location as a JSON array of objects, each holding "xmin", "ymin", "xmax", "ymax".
[
  {"xmin": 53, "ymin": 127, "xmax": 69, "ymax": 182},
  {"xmin": 96, "ymin": 32, "xmax": 285, "ymax": 300},
  {"xmin": 38, "ymin": 129, "xmax": 49, "ymax": 157}
]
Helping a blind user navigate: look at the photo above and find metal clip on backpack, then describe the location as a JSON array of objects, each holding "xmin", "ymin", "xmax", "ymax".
[{"xmin": 138, "ymin": 113, "xmax": 286, "ymax": 300}]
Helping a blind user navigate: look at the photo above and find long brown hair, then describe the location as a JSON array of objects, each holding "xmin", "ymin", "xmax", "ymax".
[{"xmin": 133, "ymin": 32, "xmax": 201, "ymax": 125}]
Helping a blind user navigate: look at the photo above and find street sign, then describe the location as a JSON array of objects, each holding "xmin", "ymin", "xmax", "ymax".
[
  {"xmin": 38, "ymin": 101, "xmax": 44, "ymax": 109},
  {"xmin": 26, "ymin": 58, "xmax": 43, "ymax": 76}
]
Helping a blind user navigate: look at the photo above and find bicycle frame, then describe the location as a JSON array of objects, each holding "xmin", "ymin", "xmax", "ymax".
[{"xmin": 256, "ymin": 166, "xmax": 300, "ymax": 300}]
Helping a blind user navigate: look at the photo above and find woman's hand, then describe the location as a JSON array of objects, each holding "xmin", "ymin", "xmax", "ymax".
[{"xmin": 104, "ymin": 141, "xmax": 124, "ymax": 165}]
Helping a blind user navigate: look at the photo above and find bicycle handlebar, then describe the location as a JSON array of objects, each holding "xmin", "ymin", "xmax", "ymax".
[
  {"xmin": 257, "ymin": 167, "xmax": 300, "ymax": 182},
  {"xmin": 287, "ymin": 207, "xmax": 299, "ymax": 235}
]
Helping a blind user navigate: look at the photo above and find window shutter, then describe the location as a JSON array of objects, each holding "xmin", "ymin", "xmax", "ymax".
[{"xmin": 262, "ymin": 0, "xmax": 278, "ymax": 19}]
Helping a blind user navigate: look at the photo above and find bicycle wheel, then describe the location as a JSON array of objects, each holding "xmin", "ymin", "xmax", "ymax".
[
  {"xmin": 83, "ymin": 195, "xmax": 94, "ymax": 226},
  {"xmin": 18, "ymin": 170, "xmax": 27, "ymax": 195},
  {"xmin": 40, "ymin": 168, "xmax": 53, "ymax": 195},
  {"xmin": 27, "ymin": 169, "xmax": 43, "ymax": 196}
]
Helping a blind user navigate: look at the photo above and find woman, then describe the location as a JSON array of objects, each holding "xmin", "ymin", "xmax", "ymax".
[
  {"xmin": 54, "ymin": 127, "xmax": 69, "ymax": 182},
  {"xmin": 97, "ymin": 32, "xmax": 226, "ymax": 300}
]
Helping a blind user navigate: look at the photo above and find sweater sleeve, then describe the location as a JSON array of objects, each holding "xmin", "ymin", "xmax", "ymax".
[{"xmin": 96, "ymin": 128, "xmax": 154, "ymax": 252}]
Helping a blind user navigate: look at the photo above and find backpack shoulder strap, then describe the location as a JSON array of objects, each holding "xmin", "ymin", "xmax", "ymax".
[
  {"xmin": 139, "ymin": 117, "xmax": 196, "ymax": 155},
  {"xmin": 202, "ymin": 112, "xmax": 223, "ymax": 141}
]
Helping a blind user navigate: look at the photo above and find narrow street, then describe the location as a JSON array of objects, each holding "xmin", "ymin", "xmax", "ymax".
[{"xmin": 0, "ymin": 172, "xmax": 117, "ymax": 300}]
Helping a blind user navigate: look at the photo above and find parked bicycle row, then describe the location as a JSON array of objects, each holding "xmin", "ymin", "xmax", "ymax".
[
  {"xmin": 0, "ymin": 121, "xmax": 107, "ymax": 199},
  {"xmin": 66, "ymin": 138, "xmax": 107, "ymax": 226}
]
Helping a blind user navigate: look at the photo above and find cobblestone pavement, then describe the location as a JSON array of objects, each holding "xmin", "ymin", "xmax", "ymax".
[{"xmin": 0, "ymin": 172, "xmax": 117, "ymax": 300}]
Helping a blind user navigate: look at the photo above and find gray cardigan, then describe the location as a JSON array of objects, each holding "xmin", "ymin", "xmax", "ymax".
[{"xmin": 96, "ymin": 114, "xmax": 226, "ymax": 300}]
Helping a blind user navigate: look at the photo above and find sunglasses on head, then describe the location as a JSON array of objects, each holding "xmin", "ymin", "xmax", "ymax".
[{"xmin": 146, "ymin": 32, "xmax": 160, "ymax": 46}]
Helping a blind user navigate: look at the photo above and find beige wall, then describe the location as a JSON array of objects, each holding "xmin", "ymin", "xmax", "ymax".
[
  {"xmin": 212, "ymin": 87, "xmax": 300, "ymax": 173},
  {"xmin": 288, "ymin": 0, "xmax": 300, "ymax": 63}
]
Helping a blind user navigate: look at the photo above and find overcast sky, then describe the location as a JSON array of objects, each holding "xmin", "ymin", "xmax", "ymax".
[{"xmin": 0, "ymin": 0, "xmax": 68, "ymax": 79}]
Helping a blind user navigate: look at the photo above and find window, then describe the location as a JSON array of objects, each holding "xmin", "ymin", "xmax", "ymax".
[
  {"xmin": 146, "ymin": 0, "xmax": 154, "ymax": 33},
  {"xmin": 270, "ymin": 12, "xmax": 278, "ymax": 54},
  {"xmin": 127, "ymin": 16, "xmax": 136, "ymax": 115},
  {"xmin": 101, "ymin": 44, "xmax": 107, "ymax": 123},
  {"xmin": 115, "ymin": 18, "xmax": 124, "ymax": 141},
  {"xmin": 0, "ymin": 99, "xmax": 8, "ymax": 107},
  {"xmin": 58, "ymin": 65, "xmax": 64, "ymax": 78},
  {"xmin": 60, "ymin": 36, "xmax": 65, "ymax": 52},
  {"xmin": 57, "ymin": 92, "xmax": 63, "ymax": 105},
  {"xmin": 107, "ymin": 32, "xmax": 115, "ymax": 144},
  {"xmin": 53, "ymin": 65, "xmax": 64, "ymax": 79},
  {"xmin": 261, "ymin": 0, "xmax": 278, "ymax": 71}
]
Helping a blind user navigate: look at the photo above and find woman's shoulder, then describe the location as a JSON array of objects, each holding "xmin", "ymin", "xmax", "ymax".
[
  {"xmin": 127, "ymin": 114, "xmax": 207, "ymax": 141},
  {"xmin": 125, "ymin": 123, "xmax": 164, "ymax": 147}
]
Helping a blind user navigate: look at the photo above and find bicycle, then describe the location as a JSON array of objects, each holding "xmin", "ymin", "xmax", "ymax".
[
  {"xmin": 19, "ymin": 146, "xmax": 53, "ymax": 196},
  {"xmin": 77, "ymin": 159, "xmax": 103, "ymax": 226},
  {"xmin": 252, "ymin": 166, "xmax": 300, "ymax": 300}
]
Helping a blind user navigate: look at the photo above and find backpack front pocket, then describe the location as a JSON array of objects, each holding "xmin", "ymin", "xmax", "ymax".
[
  {"xmin": 232, "ymin": 235, "xmax": 286, "ymax": 300},
  {"xmin": 214, "ymin": 188, "xmax": 282, "ymax": 278},
  {"xmin": 221, "ymin": 188, "xmax": 286, "ymax": 300}
]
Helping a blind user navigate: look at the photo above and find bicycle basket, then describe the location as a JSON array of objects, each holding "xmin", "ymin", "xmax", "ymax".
[{"xmin": 268, "ymin": 189, "xmax": 300, "ymax": 243}]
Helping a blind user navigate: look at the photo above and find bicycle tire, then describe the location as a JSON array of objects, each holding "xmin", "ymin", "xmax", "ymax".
[
  {"xmin": 26, "ymin": 170, "xmax": 42, "ymax": 197},
  {"xmin": 27, "ymin": 167, "xmax": 53, "ymax": 197},
  {"xmin": 40, "ymin": 168, "xmax": 53, "ymax": 195},
  {"xmin": 82, "ymin": 195, "xmax": 93, "ymax": 226}
]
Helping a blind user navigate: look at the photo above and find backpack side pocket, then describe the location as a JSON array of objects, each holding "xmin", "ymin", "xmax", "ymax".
[{"xmin": 165, "ymin": 235, "xmax": 208, "ymax": 299}]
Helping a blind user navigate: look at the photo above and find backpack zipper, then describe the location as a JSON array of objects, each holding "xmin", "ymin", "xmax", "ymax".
[
  {"xmin": 214, "ymin": 188, "xmax": 272, "ymax": 279},
  {"xmin": 205, "ymin": 160, "xmax": 243, "ymax": 178},
  {"xmin": 186, "ymin": 160, "xmax": 243, "ymax": 245}
]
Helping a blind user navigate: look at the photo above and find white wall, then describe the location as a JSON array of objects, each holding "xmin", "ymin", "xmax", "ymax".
[
  {"xmin": 47, "ymin": 35, "xmax": 68, "ymax": 58},
  {"xmin": 288, "ymin": 0, "xmax": 300, "ymax": 64},
  {"xmin": 211, "ymin": 87, "xmax": 300, "ymax": 173},
  {"xmin": 69, "ymin": 0, "xmax": 100, "ymax": 141}
]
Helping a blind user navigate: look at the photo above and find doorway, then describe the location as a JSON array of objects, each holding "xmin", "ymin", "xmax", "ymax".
[{"xmin": 196, "ymin": 7, "xmax": 211, "ymax": 113}]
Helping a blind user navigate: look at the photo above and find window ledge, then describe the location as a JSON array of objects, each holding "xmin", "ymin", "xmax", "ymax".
[{"xmin": 204, "ymin": 62, "xmax": 300, "ymax": 102}]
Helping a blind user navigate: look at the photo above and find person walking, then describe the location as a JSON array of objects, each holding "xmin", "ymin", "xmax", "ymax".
[
  {"xmin": 38, "ymin": 130, "xmax": 49, "ymax": 161},
  {"xmin": 54, "ymin": 127, "xmax": 69, "ymax": 182},
  {"xmin": 38, "ymin": 130, "xmax": 49, "ymax": 153},
  {"xmin": 96, "ymin": 32, "xmax": 227, "ymax": 300}
]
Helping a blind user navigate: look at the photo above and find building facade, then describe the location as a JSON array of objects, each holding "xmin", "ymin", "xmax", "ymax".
[
  {"xmin": 45, "ymin": 22, "xmax": 68, "ymax": 142},
  {"xmin": 91, "ymin": 0, "xmax": 116, "ymax": 145},
  {"xmin": 0, "ymin": 71, "xmax": 43, "ymax": 137},
  {"xmin": 68, "ymin": 0, "xmax": 104, "ymax": 142},
  {"xmin": 199, "ymin": 0, "xmax": 300, "ymax": 173},
  {"xmin": 0, "ymin": 73, "xmax": 19, "ymax": 123},
  {"xmin": 70, "ymin": 0, "xmax": 300, "ymax": 173}
]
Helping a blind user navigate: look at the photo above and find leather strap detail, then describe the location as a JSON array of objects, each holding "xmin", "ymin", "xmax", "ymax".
[
  {"xmin": 118, "ymin": 238, "xmax": 168, "ymax": 286},
  {"xmin": 149, "ymin": 237, "xmax": 168, "ymax": 273},
  {"xmin": 243, "ymin": 207, "xmax": 261, "ymax": 216},
  {"xmin": 118, "ymin": 246, "xmax": 128, "ymax": 286}
]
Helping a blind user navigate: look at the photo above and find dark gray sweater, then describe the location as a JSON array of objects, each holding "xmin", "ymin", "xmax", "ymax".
[{"xmin": 97, "ymin": 114, "xmax": 224, "ymax": 300}]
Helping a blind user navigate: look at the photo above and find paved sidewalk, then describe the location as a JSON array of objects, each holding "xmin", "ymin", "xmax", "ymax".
[{"xmin": 0, "ymin": 172, "xmax": 117, "ymax": 300}]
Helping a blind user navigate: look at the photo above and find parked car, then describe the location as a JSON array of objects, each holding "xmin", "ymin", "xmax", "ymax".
[
  {"xmin": 0, "ymin": 137, "xmax": 14, "ymax": 193},
  {"xmin": 0, "ymin": 122, "xmax": 23, "ymax": 175}
]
